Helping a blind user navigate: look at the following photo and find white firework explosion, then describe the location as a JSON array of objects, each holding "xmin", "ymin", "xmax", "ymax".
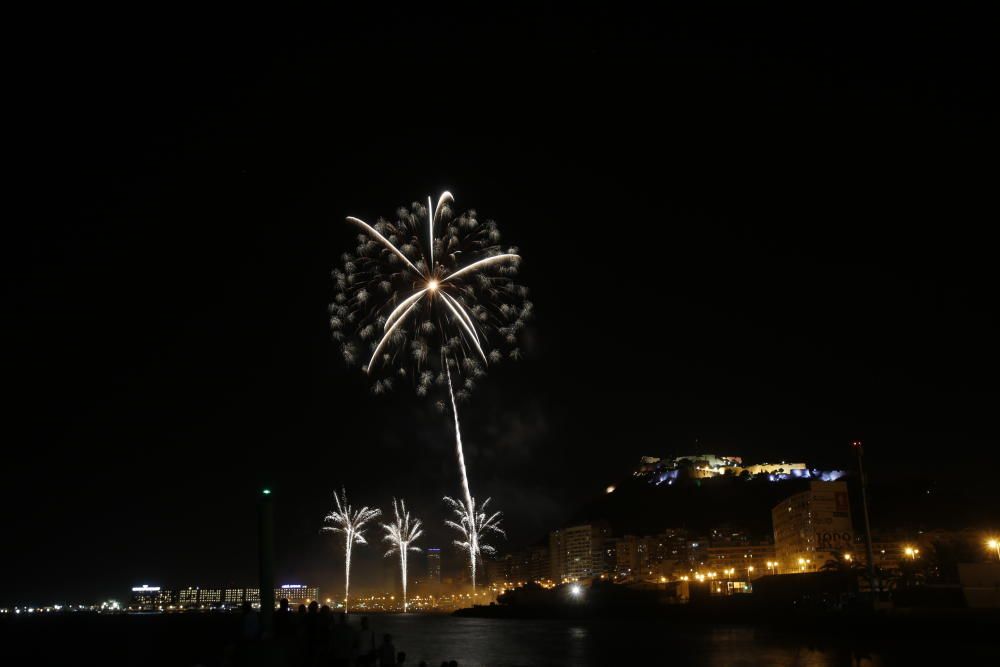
[
  {"xmin": 443, "ymin": 495, "xmax": 505, "ymax": 591},
  {"xmin": 381, "ymin": 498, "xmax": 423, "ymax": 612},
  {"xmin": 322, "ymin": 488, "xmax": 381, "ymax": 613},
  {"xmin": 331, "ymin": 191, "xmax": 528, "ymax": 592}
]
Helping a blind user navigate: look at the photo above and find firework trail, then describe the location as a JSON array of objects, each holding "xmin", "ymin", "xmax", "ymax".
[
  {"xmin": 443, "ymin": 495, "xmax": 505, "ymax": 591},
  {"xmin": 331, "ymin": 192, "xmax": 529, "ymax": 591},
  {"xmin": 381, "ymin": 498, "xmax": 423, "ymax": 612},
  {"xmin": 322, "ymin": 488, "xmax": 381, "ymax": 612}
]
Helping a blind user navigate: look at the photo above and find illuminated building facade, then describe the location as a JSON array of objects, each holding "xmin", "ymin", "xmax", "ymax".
[
  {"xmin": 614, "ymin": 534, "xmax": 667, "ymax": 579},
  {"xmin": 178, "ymin": 588, "xmax": 200, "ymax": 606},
  {"xmin": 511, "ymin": 545, "xmax": 551, "ymax": 584},
  {"xmin": 638, "ymin": 454, "xmax": 844, "ymax": 485},
  {"xmin": 176, "ymin": 587, "xmax": 224, "ymax": 608},
  {"xmin": 199, "ymin": 588, "xmax": 222, "ymax": 605},
  {"xmin": 549, "ymin": 522, "xmax": 611, "ymax": 582},
  {"xmin": 277, "ymin": 585, "xmax": 319, "ymax": 605},
  {"xmin": 128, "ymin": 585, "xmax": 317, "ymax": 610},
  {"xmin": 485, "ymin": 554, "xmax": 513, "ymax": 585},
  {"xmin": 705, "ymin": 544, "xmax": 776, "ymax": 580},
  {"xmin": 223, "ymin": 588, "xmax": 249, "ymax": 605},
  {"xmin": 772, "ymin": 481, "xmax": 854, "ymax": 573},
  {"xmin": 129, "ymin": 585, "xmax": 173, "ymax": 610},
  {"xmin": 426, "ymin": 548, "xmax": 442, "ymax": 584}
]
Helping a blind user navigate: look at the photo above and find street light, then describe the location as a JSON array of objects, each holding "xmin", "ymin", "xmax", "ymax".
[
  {"xmin": 987, "ymin": 538, "xmax": 1000, "ymax": 561},
  {"xmin": 904, "ymin": 546, "xmax": 919, "ymax": 560},
  {"xmin": 852, "ymin": 439, "xmax": 878, "ymax": 600}
]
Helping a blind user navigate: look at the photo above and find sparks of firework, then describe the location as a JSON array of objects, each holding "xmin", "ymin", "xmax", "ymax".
[
  {"xmin": 381, "ymin": 498, "xmax": 423, "ymax": 612},
  {"xmin": 330, "ymin": 191, "xmax": 531, "ymax": 397},
  {"xmin": 332, "ymin": 192, "xmax": 526, "ymax": 592},
  {"xmin": 322, "ymin": 488, "xmax": 381, "ymax": 613},
  {"xmin": 444, "ymin": 495, "xmax": 505, "ymax": 591}
]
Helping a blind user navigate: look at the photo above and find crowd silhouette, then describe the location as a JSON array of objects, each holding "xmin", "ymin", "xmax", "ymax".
[{"xmin": 223, "ymin": 598, "xmax": 460, "ymax": 667}]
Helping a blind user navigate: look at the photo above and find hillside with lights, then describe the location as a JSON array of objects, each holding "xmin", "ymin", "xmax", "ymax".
[{"xmin": 567, "ymin": 454, "xmax": 991, "ymax": 539}]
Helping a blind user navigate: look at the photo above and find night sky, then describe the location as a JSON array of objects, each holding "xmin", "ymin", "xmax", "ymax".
[{"xmin": 3, "ymin": 6, "xmax": 995, "ymax": 605}]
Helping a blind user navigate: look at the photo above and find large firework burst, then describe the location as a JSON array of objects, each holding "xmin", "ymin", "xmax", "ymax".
[
  {"xmin": 329, "ymin": 192, "xmax": 530, "ymax": 400},
  {"xmin": 381, "ymin": 498, "xmax": 423, "ymax": 612},
  {"xmin": 330, "ymin": 191, "xmax": 529, "ymax": 592},
  {"xmin": 322, "ymin": 488, "xmax": 381, "ymax": 613}
]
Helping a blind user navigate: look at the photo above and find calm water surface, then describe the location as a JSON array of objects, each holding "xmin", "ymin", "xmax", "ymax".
[
  {"xmin": 5, "ymin": 611, "xmax": 996, "ymax": 666},
  {"xmin": 369, "ymin": 615, "xmax": 888, "ymax": 667}
]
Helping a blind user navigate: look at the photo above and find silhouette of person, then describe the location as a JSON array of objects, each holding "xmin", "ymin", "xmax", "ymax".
[
  {"xmin": 274, "ymin": 597, "xmax": 290, "ymax": 638},
  {"xmin": 330, "ymin": 612, "xmax": 354, "ymax": 667},
  {"xmin": 317, "ymin": 605, "xmax": 333, "ymax": 664},
  {"xmin": 397, "ymin": 651, "xmax": 407, "ymax": 665},
  {"xmin": 304, "ymin": 600, "xmax": 320, "ymax": 663},
  {"xmin": 357, "ymin": 616, "xmax": 376, "ymax": 666},
  {"xmin": 240, "ymin": 601, "xmax": 259, "ymax": 640},
  {"xmin": 378, "ymin": 633, "xmax": 397, "ymax": 666}
]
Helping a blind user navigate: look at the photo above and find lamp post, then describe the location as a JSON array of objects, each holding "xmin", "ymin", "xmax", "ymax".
[
  {"xmin": 987, "ymin": 539, "xmax": 1000, "ymax": 561},
  {"xmin": 258, "ymin": 488, "xmax": 275, "ymax": 639},
  {"xmin": 852, "ymin": 440, "xmax": 878, "ymax": 601}
]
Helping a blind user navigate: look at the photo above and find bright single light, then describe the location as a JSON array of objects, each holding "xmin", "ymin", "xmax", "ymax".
[
  {"xmin": 428, "ymin": 279, "xmax": 439, "ymax": 291},
  {"xmin": 605, "ymin": 485, "xmax": 616, "ymax": 494},
  {"xmin": 569, "ymin": 584, "xmax": 582, "ymax": 597}
]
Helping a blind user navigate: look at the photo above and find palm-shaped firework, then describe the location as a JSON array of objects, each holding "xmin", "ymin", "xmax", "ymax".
[
  {"xmin": 331, "ymin": 192, "xmax": 529, "ymax": 591},
  {"xmin": 381, "ymin": 498, "xmax": 423, "ymax": 612},
  {"xmin": 444, "ymin": 496, "xmax": 505, "ymax": 591},
  {"xmin": 322, "ymin": 488, "xmax": 381, "ymax": 612}
]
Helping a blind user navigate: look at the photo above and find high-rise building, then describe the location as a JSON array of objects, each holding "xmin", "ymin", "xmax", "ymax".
[
  {"xmin": 772, "ymin": 481, "xmax": 853, "ymax": 573},
  {"xmin": 178, "ymin": 587, "xmax": 200, "ymax": 606},
  {"xmin": 176, "ymin": 587, "xmax": 224, "ymax": 608},
  {"xmin": 485, "ymin": 554, "xmax": 513, "ymax": 586},
  {"xmin": 511, "ymin": 545, "xmax": 551, "ymax": 584},
  {"xmin": 224, "ymin": 588, "xmax": 251, "ymax": 605},
  {"xmin": 129, "ymin": 585, "xmax": 173, "ymax": 610},
  {"xmin": 549, "ymin": 522, "xmax": 611, "ymax": 582},
  {"xmin": 426, "ymin": 548, "xmax": 442, "ymax": 583},
  {"xmin": 614, "ymin": 535, "xmax": 642, "ymax": 578},
  {"xmin": 277, "ymin": 585, "xmax": 319, "ymax": 605}
]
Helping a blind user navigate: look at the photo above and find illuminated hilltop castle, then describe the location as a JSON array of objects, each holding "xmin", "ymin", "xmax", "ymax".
[{"xmin": 636, "ymin": 454, "xmax": 845, "ymax": 486}]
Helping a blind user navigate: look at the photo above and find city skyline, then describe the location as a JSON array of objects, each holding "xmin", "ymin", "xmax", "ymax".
[{"xmin": 4, "ymin": 5, "xmax": 997, "ymax": 609}]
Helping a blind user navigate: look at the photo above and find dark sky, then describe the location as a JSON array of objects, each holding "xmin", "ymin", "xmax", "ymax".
[{"xmin": 3, "ymin": 6, "xmax": 996, "ymax": 605}]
